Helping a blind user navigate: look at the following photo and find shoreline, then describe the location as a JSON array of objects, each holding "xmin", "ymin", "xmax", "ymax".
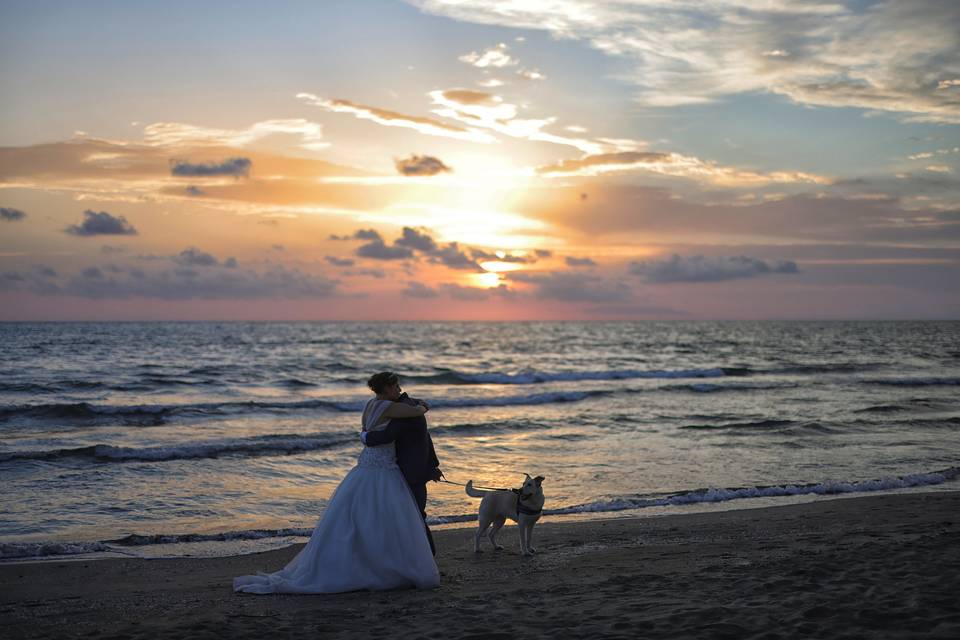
[
  {"xmin": 5, "ymin": 483, "xmax": 957, "ymax": 564},
  {"xmin": 2, "ymin": 491, "xmax": 958, "ymax": 639}
]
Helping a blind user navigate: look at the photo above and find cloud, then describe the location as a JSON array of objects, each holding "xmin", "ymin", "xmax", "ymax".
[
  {"xmin": 297, "ymin": 93, "xmax": 495, "ymax": 143},
  {"xmin": 427, "ymin": 241, "xmax": 479, "ymax": 270},
  {"xmin": 459, "ymin": 43, "xmax": 516, "ymax": 68},
  {"xmin": 344, "ymin": 225, "xmax": 484, "ymax": 270},
  {"xmin": 395, "ymin": 226, "xmax": 439, "ymax": 252},
  {"xmin": 6, "ymin": 263, "xmax": 339, "ymax": 299},
  {"xmin": 354, "ymin": 228, "xmax": 382, "ymax": 241},
  {"xmin": 439, "ymin": 283, "xmax": 490, "ymax": 300},
  {"xmin": 401, "ymin": 281, "xmax": 439, "ymax": 298},
  {"xmin": 176, "ymin": 248, "xmax": 217, "ymax": 267},
  {"xmin": 142, "ymin": 119, "xmax": 329, "ymax": 151},
  {"xmin": 565, "ymin": 256, "xmax": 597, "ymax": 267},
  {"xmin": 330, "ymin": 228, "xmax": 384, "ymax": 242},
  {"xmin": 346, "ymin": 267, "xmax": 386, "ymax": 279},
  {"xmin": 439, "ymin": 89, "xmax": 502, "ymax": 106},
  {"xmin": 330, "ymin": 227, "xmax": 436, "ymax": 260},
  {"xmin": 517, "ymin": 68, "xmax": 546, "ymax": 81},
  {"xmin": 0, "ymin": 138, "xmax": 369, "ymax": 209},
  {"xmin": 64, "ymin": 210, "xmax": 138, "ymax": 236},
  {"xmin": 170, "ymin": 157, "xmax": 252, "ymax": 177},
  {"xmin": 517, "ymin": 183, "xmax": 960, "ymax": 246},
  {"xmin": 356, "ymin": 239, "xmax": 415, "ymax": 260},
  {"xmin": 416, "ymin": 0, "xmax": 960, "ymax": 123},
  {"xmin": 0, "ymin": 267, "xmax": 62, "ymax": 295},
  {"xmin": 507, "ymin": 271, "xmax": 630, "ymax": 302},
  {"xmin": 471, "ymin": 248, "xmax": 539, "ymax": 264},
  {"xmin": 1, "ymin": 207, "xmax": 26, "ymax": 221},
  {"xmin": 325, "ymin": 256, "xmax": 355, "ymax": 267},
  {"xmin": 535, "ymin": 151, "xmax": 830, "ymax": 186},
  {"xmin": 429, "ymin": 89, "xmax": 607, "ymax": 154},
  {"xmin": 394, "ymin": 154, "xmax": 453, "ymax": 176},
  {"xmin": 174, "ymin": 247, "xmax": 239, "ymax": 268},
  {"xmin": 629, "ymin": 254, "xmax": 799, "ymax": 283}
]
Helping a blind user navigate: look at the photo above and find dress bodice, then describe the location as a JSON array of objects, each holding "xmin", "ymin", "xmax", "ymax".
[
  {"xmin": 357, "ymin": 442, "xmax": 397, "ymax": 469},
  {"xmin": 358, "ymin": 398, "xmax": 397, "ymax": 469}
]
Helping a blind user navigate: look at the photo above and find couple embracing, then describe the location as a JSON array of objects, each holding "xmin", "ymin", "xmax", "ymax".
[{"xmin": 234, "ymin": 372, "xmax": 442, "ymax": 594}]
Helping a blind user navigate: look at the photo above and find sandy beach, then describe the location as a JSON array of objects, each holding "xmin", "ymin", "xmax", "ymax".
[{"xmin": 2, "ymin": 491, "xmax": 958, "ymax": 639}]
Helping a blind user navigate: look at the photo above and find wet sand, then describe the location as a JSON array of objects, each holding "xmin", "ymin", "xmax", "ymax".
[{"xmin": 2, "ymin": 491, "xmax": 958, "ymax": 639}]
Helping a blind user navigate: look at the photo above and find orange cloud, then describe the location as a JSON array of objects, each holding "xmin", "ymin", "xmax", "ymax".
[
  {"xmin": 535, "ymin": 151, "xmax": 832, "ymax": 187},
  {"xmin": 296, "ymin": 93, "xmax": 496, "ymax": 143}
]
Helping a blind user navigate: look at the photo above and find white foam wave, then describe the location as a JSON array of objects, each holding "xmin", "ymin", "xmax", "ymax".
[
  {"xmin": 457, "ymin": 368, "xmax": 728, "ymax": 384},
  {"xmin": 433, "ymin": 390, "xmax": 607, "ymax": 407},
  {"xmin": 327, "ymin": 390, "xmax": 608, "ymax": 412},
  {"xmin": 550, "ymin": 467, "xmax": 960, "ymax": 515},
  {"xmin": 0, "ymin": 541, "xmax": 113, "ymax": 559},
  {"xmin": 865, "ymin": 377, "xmax": 960, "ymax": 387},
  {"xmin": 1, "ymin": 433, "xmax": 351, "ymax": 463},
  {"xmin": 678, "ymin": 382, "xmax": 795, "ymax": 393}
]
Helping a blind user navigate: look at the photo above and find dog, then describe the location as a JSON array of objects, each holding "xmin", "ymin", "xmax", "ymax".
[{"xmin": 465, "ymin": 474, "xmax": 545, "ymax": 556}]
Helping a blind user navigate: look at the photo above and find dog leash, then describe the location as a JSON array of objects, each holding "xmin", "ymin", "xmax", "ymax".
[{"xmin": 437, "ymin": 477, "xmax": 511, "ymax": 492}]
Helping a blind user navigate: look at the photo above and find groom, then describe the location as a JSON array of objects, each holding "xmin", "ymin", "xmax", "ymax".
[{"xmin": 361, "ymin": 382, "xmax": 442, "ymax": 555}]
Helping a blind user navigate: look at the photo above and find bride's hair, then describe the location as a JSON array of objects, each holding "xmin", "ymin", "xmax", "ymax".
[{"xmin": 367, "ymin": 371, "xmax": 399, "ymax": 394}]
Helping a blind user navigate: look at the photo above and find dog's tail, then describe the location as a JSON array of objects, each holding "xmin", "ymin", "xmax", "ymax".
[{"xmin": 465, "ymin": 480, "xmax": 487, "ymax": 498}]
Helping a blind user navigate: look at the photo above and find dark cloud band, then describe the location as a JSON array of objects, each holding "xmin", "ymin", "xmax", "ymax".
[
  {"xmin": 170, "ymin": 158, "xmax": 252, "ymax": 177},
  {"xmin": 629, "ymin": 254, "xmax": 799, "ymax": 283},
  {"xmin": 1, "ymin": 207, "xmax": 27, "ymax": 221}
]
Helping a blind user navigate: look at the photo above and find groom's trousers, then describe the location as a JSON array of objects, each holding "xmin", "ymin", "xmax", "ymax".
[{"xmin": 410, "ymin": 483, "xmax": 436, "ymax": 556}]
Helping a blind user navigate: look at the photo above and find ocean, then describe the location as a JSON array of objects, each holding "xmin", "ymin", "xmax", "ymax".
[{"xmin": 1, "ymin": 321, "xmax": 958, "ymax": 561}]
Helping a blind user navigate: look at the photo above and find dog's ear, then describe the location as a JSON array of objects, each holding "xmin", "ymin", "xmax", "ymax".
[
  {"xmin": 524, "ymin": 473, "xmax": 532, "ymax": 479},
  {"xmin": 534, "ymin": 475, "xmax": 544, "ymax": 486}
]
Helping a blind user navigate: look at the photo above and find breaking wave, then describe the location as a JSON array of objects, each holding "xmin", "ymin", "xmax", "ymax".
[
  {"xmin": 0, "ymin": 433, "xmax": 353, "ymax": 463},
  {"xmin": 406, "ymin": 367, "xmax": 746, "ymax": 385}
]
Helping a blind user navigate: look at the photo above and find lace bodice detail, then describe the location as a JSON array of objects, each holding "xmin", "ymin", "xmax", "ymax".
[
  {"xmin": 358, "ymin": 398, "xmax": 397, "ymax": 469},
  {"xmin": 357, "ymin": 443, "xmax": 397, "ymax": 469}
]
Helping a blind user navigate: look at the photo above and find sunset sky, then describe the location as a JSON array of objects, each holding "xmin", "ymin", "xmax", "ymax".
[{"xmin": 1, "ymin": 0, "xmax": 958, "ymax": 320}]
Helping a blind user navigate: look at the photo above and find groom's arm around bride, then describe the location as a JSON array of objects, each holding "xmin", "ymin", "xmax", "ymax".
[{"xmin": 363, "ymin": 392, "xmax": 441, "ymax": 482}]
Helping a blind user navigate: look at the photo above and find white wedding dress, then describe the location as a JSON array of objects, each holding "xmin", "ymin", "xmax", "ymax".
[{"xmin": 233, "ymin": 398, "xmax": 440, "ymax": 593}]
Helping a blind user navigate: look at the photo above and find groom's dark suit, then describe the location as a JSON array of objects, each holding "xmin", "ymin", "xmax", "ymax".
[{"xmin": 363, "ymin": 392, "xmax": 440, "ymax": 555}]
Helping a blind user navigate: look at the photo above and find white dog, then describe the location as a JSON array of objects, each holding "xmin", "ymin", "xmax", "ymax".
[{"xmin": 466, "ymin": 474, "xmax": 545, "ymax": 556}]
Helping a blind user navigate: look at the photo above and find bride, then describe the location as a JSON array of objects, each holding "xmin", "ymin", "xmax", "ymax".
[{"xmin": 233, "ymin": 372, "xmax": 441, "ymax": 593}]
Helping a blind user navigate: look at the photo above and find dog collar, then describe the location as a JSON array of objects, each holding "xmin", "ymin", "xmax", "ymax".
[{"xmin": 514, "ymin": 489, "xmax": 543, "ymax": 516}]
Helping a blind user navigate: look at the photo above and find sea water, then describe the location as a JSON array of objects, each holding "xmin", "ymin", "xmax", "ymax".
[{"xmin": 1, "ymin": 321, "xmax": 958, "ymax": 560}]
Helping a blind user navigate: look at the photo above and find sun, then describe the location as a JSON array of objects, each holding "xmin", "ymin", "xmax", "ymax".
[{"xmin": 472, "ymin": 272, "xmax": 502, "ymax": 288}]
